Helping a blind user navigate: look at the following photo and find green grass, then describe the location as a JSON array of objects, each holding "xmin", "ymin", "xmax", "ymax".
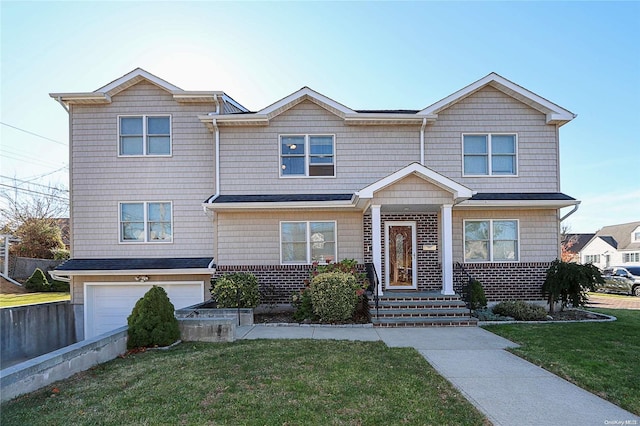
[
  {"xmin": 0, "ymin": 292, "xmax": 70, "ymax": 308},
  {"xmin": 1, "ymin": 339, "xmax": 488, "ymax": 425},
  {"xmin": 484, "ymin": 308, "xmax": 639, "ymax": 415}
]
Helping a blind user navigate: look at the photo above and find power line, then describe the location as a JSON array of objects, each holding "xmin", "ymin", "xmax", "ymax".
[
  {"xmin": 1, "ymin": 122, "xmax": 68, "ymax": 146},
  {"xmin": 1, "ymin": 149, "xmax": 68, "ymax": 170},
  {"xmin": 21, "ymin": 166, "xmax": 69, "ymax": 182},
  {"xmin": 0, "ymin": 175, "xmax": 69, "ymax": 192},
  {"xmin": 0, "ymin": 183, "xmax": 69, "ymax": 202}
]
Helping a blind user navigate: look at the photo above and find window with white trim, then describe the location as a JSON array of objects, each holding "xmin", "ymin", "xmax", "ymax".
[
  {"xmin": 119, "ymin": 115, "xmax": 171, "ymax": 156},
  {"xmin": 463, "ymin": 134, "xmax": 516, "ymax": 176},
  {"xmin": 464, "ymin": 219, "xmax": 519, "ymax": 262},
  {"xmin": 623, "ymin": 252, "xmax": 640, "ymax": 263},
  {"xmin": 281, "ymin": 221, "xmax": 336, "ymax": 264},
  {"xmin": 584, "ymin": 254, "xmax": 600, "ymax": 264},
  {"xmin": 120, "ymin": 202, "xmax": 172, "ymax": 242},
  {"xmin": 280, "ymin": 135, "xmax": 335, "ymax": 177}
]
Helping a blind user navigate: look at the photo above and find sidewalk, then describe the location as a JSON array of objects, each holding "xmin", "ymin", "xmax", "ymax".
[{"xmin": 237, "ymin": 325, "xmax": 639, "ymax": 426}]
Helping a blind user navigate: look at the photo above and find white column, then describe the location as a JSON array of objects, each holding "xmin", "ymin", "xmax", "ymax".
[
  {"xmin": 441, "ymin": 204, "xmax": 454, "ymax": 295},
  {"xmin": 371, "ymin": 205, "xmax": 383, "ymax": 295}
]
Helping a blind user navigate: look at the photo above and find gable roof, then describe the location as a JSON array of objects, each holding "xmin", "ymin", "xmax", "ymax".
[
  {"xmin": 562, "ymin": 233, "xmax": 596, "ymax": 254},
  {"xmin": 593, "ymin": 221, "xmax": 640, "ymax": 251},
  {"xmin": 50, "ymin": 68, "xmax": 247, "ymax": 112},
  {"xmin": 356, "ymin": 162, "xmax": 475, "ymax": 201},
  {"xmin": 419, "ymin": 72, "xmax": 576, "ymax": 126}
]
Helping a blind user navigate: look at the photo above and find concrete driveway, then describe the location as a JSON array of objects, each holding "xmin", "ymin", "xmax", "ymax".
[{"xmin": 587, "ymin": 293, "xmax": 640, "ymax": 310}]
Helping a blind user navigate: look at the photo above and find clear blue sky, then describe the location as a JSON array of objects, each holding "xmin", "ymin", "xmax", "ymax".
[{"xmin": 1, "ymin": 1, "xmax": 638, "ymax": 233}]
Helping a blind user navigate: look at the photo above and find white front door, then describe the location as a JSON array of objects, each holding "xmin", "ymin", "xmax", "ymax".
[{"xmin": 385, "ymin": 221, "xmax": 417, "ymax": 290}]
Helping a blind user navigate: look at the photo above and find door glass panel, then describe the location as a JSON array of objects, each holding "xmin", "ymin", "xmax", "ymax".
[{"xmin": 388, "ymin": 225, "xmax": 413, "ymax": 287}]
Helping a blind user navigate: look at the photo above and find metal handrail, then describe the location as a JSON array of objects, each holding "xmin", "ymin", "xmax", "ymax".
[{"xmin": 365, "ymin": 263, "xmax": 380, "ymax": 319}]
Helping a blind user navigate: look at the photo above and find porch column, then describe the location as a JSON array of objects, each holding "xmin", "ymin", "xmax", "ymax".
[
  {"xmin": 371, "ymin": 205, "xmax": 383, "ymax": 295},
  {"xmin": 441, "ymin": 204, "xmax": 454, "ymax": 295}
]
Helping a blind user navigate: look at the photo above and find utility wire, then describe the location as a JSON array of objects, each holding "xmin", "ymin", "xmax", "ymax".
[
  {"xmin": 1, "ymin": 122, "xmax": 68, "ymax": 146},
  {"xmin": 0, "ymin": 175, "xmax": 69, "ymax": 192},
  {"xmin": 21, "ymin": 166, "xmax": 69, "ymax": 183},
  {"xmin": 0, "ymin": 183, "xmax": 69, "ymax": 202}
]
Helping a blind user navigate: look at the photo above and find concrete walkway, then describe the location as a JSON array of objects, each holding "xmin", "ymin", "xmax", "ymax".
[{"xmin": 237, "ymin": 325, "xmax": 639, "ymax": 426}]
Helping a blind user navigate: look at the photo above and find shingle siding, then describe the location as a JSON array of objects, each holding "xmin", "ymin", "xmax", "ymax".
[{"xmin": 70, "ymin": 81, "xmax": 216, "ymax": 258}]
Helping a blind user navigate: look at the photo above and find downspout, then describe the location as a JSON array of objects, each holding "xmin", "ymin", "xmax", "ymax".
[
  {"xmin": 560, "ymin": 201, "xmax": 580, "ymax": 222},
  {"xmin": 420, "ymin": 117, "xmax": 427, "ymax": 165},
  {"xmin": 55, "ymin": 97, "xmax": 69, "ymax": 113},
  {"xmin": 213, "ymin": 118, "xmax": 220, "ymax": 199}
]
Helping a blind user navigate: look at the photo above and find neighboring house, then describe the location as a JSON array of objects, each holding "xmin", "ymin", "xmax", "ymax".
[
  {"xmin": 579, "ymin": 221, "xmax": 640, "ymax": 269},
  {"xmin": 562, "ymin": 233, "xmax": 595, "ymax": 263},
  {"xmin": 50, "ymin": 68, "xmax": 578, "ymax": 339}
]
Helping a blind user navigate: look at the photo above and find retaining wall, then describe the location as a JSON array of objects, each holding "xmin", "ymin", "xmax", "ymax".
[
  {"xmin": 0, "ymin": 327, "xmax": 127, "ymax": 403},
  {"xmin": 1, "ymin": 301, "xmax": 77, "ymax": 368}
]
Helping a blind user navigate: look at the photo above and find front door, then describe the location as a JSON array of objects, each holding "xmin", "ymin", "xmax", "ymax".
[{"xmin": 385, "ymin": 222, "xmax": 417, "ymax": 290}]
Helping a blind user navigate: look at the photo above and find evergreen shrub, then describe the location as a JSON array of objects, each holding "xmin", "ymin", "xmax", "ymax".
[
  {"xmin": 492, "ymin": 300, "xmax": 548, "ymax": 321},
  {"xmin": 211, "ymin": 273, "xmax": 260, "ymax": 308},
  {"xmin": 24, "ymin": 268, "xmax": 51, "ymax": 292},
  {"xmin": 309, "ymin": 272, "xmax": 359, "ymax": 322},
  {"xmin": 127, "ymin": 286, "xmax": 180, "ymax": 349}
]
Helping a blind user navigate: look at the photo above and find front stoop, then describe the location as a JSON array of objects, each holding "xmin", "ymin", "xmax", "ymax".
[{"xmin": 368, "ymin": 291, "xmax": 478, "ymax": 327}]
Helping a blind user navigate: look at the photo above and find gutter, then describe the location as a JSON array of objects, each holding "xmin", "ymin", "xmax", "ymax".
[
  {"xmin": 55, "ymin": 97, "xmax": 69, "ymax": 113},
  {"xmin": 560, "ymin": 201, "xmax": 581, "ymax": 221}
]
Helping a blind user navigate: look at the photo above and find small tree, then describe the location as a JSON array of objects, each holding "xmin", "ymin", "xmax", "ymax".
[
  {"xmin": 542, "ymin": 259, "xmax": 604, "ymax": 314},
  {"xmin": 11, "ymin": 218, "xmax": 65, "ymax": 259},
  {"xmin": 127, "ymin": 286, "xmax": 180, "ymax": 349}
]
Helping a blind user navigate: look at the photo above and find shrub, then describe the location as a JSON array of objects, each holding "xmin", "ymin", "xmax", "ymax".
[
  {"xmin": 291, "ymin": 287, "xmax": 318, "ymax": 322},
  {"xmin": 466, "ymin": 279, "xmax": 487, "ymax": 310},
  {"xmin": 313, "ymin": 259, "xmax": 369, "ymax": 289},
  {"xmin": 24, "ymin": 268, "xmax": 51, "ymax": 292},
  {"xmin": 492, "ymin": 300, "xmax": 548, "ymax": 321},
  {"xmin": 473, "ymin": 307, "xmax": 511, "ymax": 321},
  {"xmin": 542, "ymin": 259, "xmax": 604, "ymax": 314},
  {"xmin": 309, "ymin": 272, "xmax": 359, "ymax": 323},
  {"xmin": 50, "ymin": 279, "xmax": 70, "ymax": 292},
  {"xmin": 211, "ymin": 273, "xmax": 260, "ymax": 308},
  {"xmin": 51, "ymin": 248, "xmax": 70, "ymax": 260},
  {"xmin": 127, "ymin": 286, "xmax": 180, "ymax": 349}
]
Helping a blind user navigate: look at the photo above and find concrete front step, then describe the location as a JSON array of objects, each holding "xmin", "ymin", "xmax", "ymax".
[
  {"xmin": 371, "ymin": 317, "xmax": 478, "ymax": 327},
  {"xmin": 373, "ymin": 308, "xmax": 470, "ymax": 318},
  {"xmin": 368, "ymin": 290, "xmax": 476, "ymax": 327}
]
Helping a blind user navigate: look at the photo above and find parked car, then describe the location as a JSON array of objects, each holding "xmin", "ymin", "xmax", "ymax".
[{"xmin": 598, "ymin": 267, "xmax": 640, "ymax": 296}]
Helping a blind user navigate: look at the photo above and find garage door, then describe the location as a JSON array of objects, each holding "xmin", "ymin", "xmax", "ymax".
[{"xmin": 85, "ymin": 282, "xmax": 204, "ymax": 339}]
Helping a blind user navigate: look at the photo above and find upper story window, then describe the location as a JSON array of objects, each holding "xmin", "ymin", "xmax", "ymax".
[
  {"xmin": 633, "ymin": 228, "xmax": 640, "ymax": 242},
  {"xmin": 464, "ymin": 219, "xmax": 519, "ymax": 262},
  {"xmin": 280, "ymin": 135, "xmax": 335, "ymax": 177},
  {"xmin": 463, "ymin": 134, "xmax": 516, "ymax": 176},
  {"xmin": 120, "ymin": 201, "xmax": 172, "ymax": 243},
  {"xmin": 119, "ymin": 115, "xmax": 171, "ymax": 156},
  {"xmin": 623, "ymin": 253, "xmax": 639, "ymax": 263},
  {"xmin": 281, "ymin": 221, "xmax": 336, "ymax": 264}
]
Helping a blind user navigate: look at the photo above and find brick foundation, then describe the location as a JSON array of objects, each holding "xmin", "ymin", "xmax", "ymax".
[{"xmin": 454, "ymin": 262, "xmax": 551, "ymax": 302}]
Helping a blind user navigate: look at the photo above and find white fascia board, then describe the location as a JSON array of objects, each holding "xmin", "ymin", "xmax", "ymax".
[
  {"xmin": 203, "ymin": 200, "xmax": 358, "ymax": 211},
  {"xmin": 456, "ymin": 199, "xmax": 580, "ymax": 209},
  {"xmin": 198, "ymin": 114, "xmax": 269, "ymax": 127},
  {"xmin": 419, "ymin": 73, "xmax": 575, "ymax": 122},
  {"xmin": 357, "ymin": 163, "xmax": 474, "ymax": 200},
  {"xmin": 172, "ymin": 91, "xmax": 225, "ymax": 103},
  {"xmin": 344, "ymin": 113, "xmax": 436, "ymax": 125},
  {"xmin": 258, "ymin": 87, "xmax": 355, "ymax": 116},
  {"xmin": 97, "ymin": 68, "xmax": 182, "ymax": 93},
  {"xmin": 49, "ymin": 92, "xmax": 111, "ymax": 105},
  {"xmin": 53, "ymin": 268, "xmax": 215, "ymax": 277}
]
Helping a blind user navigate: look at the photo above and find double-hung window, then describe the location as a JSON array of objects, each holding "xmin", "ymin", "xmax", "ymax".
[
  {"xmin": 464, "ymin": 219, "xmax": 518, "ymax": 262},
  {"xmin": 280, "ymin": 135, "xmax": 335, "ymax": 177},
  {"xmin": 463, "ymin": 134, "xmax": 516, "ymax": 176},
  {"xmin": 281, "ymin": 221, "xmax": 336, "ymax": 264},
  {"xmin": 584, "ymin": 254, "xmax": 600, "ymax": 264},
  {"xmin": 120, "ymin": 202, "xmax": 172, "ymax": 243},
  {"xmin": 623, "ymin": 253, "xmax": 639, "ymax": 263},
  {"xmin": 119, "ymin": 115, "xmax": 171, "ymax": 156}
]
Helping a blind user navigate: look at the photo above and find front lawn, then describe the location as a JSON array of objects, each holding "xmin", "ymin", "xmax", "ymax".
[
  {"xmin": 0, "ymin": 292, "xmax": 70, "ymax": 308},
  {"xmin": 1, "ymin": 339, "xmax": 488, "ymax": 425},
  {"xmin": 484, "ymin": 308, "xmax": 639, "ymax": 415}
]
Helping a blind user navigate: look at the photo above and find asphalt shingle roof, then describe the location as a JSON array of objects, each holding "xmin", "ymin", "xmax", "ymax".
[
  {"xmin": 55, "ymin": 258, "xmax": 214, "ymax": 271},
  {"xmin": 469, "ymin": 192, "xmax": 576, "ymax": 201},
  {"xmin": 209, "ymin": 194, "xmax": 354, "ymax": 203}
]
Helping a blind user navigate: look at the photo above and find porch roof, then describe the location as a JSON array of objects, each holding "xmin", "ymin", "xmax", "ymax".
[
  {"xmin": 204, "ymin": 193, "xmax": 359, "ymax": 211},
  {"xmin": 458, "ymin": 192, "xmax": 579, "ymax": 208},
  {"xmin": 52, "ymin": 257, "xmax": 215, "ymax": 277}
]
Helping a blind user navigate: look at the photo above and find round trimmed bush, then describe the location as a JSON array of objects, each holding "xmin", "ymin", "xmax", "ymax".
[
  {"xmin": 127, "ymin": 286, "xmax": 180, "ymax": 349},
  {"xmin": 211, "ymin": 273, "xmax": 260, "ymax": 308},
  {"xmin": 309, "ymin": 272, "xmax": 359, "ymax": 323}
]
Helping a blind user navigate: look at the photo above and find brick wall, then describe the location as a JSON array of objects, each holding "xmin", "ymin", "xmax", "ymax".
[
  {"xmin": 454, "ymin": 262, "xmax": 550, "ymax": 302},
  {"xmin": 363, "ymin": 212, "xmax": 442, "ymax": 291}
]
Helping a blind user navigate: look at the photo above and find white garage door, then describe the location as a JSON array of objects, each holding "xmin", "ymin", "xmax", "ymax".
[{"xmin": 85, "ymin": 282, "xmax": 204, "ymax": 339}]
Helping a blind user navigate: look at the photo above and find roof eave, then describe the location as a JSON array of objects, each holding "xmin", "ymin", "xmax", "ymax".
[
  {"xmin": 202, "ymin": 200, "xmax": 359, "ymax": 211},
  {"xmin": 456, "ymin": 199, "xmax": 580, "ymax": 209},
  {"xmin": 51, "ymin": 268, "xmax": 215, "ymax": 277},
  {"xmin": 49, "ymin": 92, "xmax": 111, "ymax": 105}
]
